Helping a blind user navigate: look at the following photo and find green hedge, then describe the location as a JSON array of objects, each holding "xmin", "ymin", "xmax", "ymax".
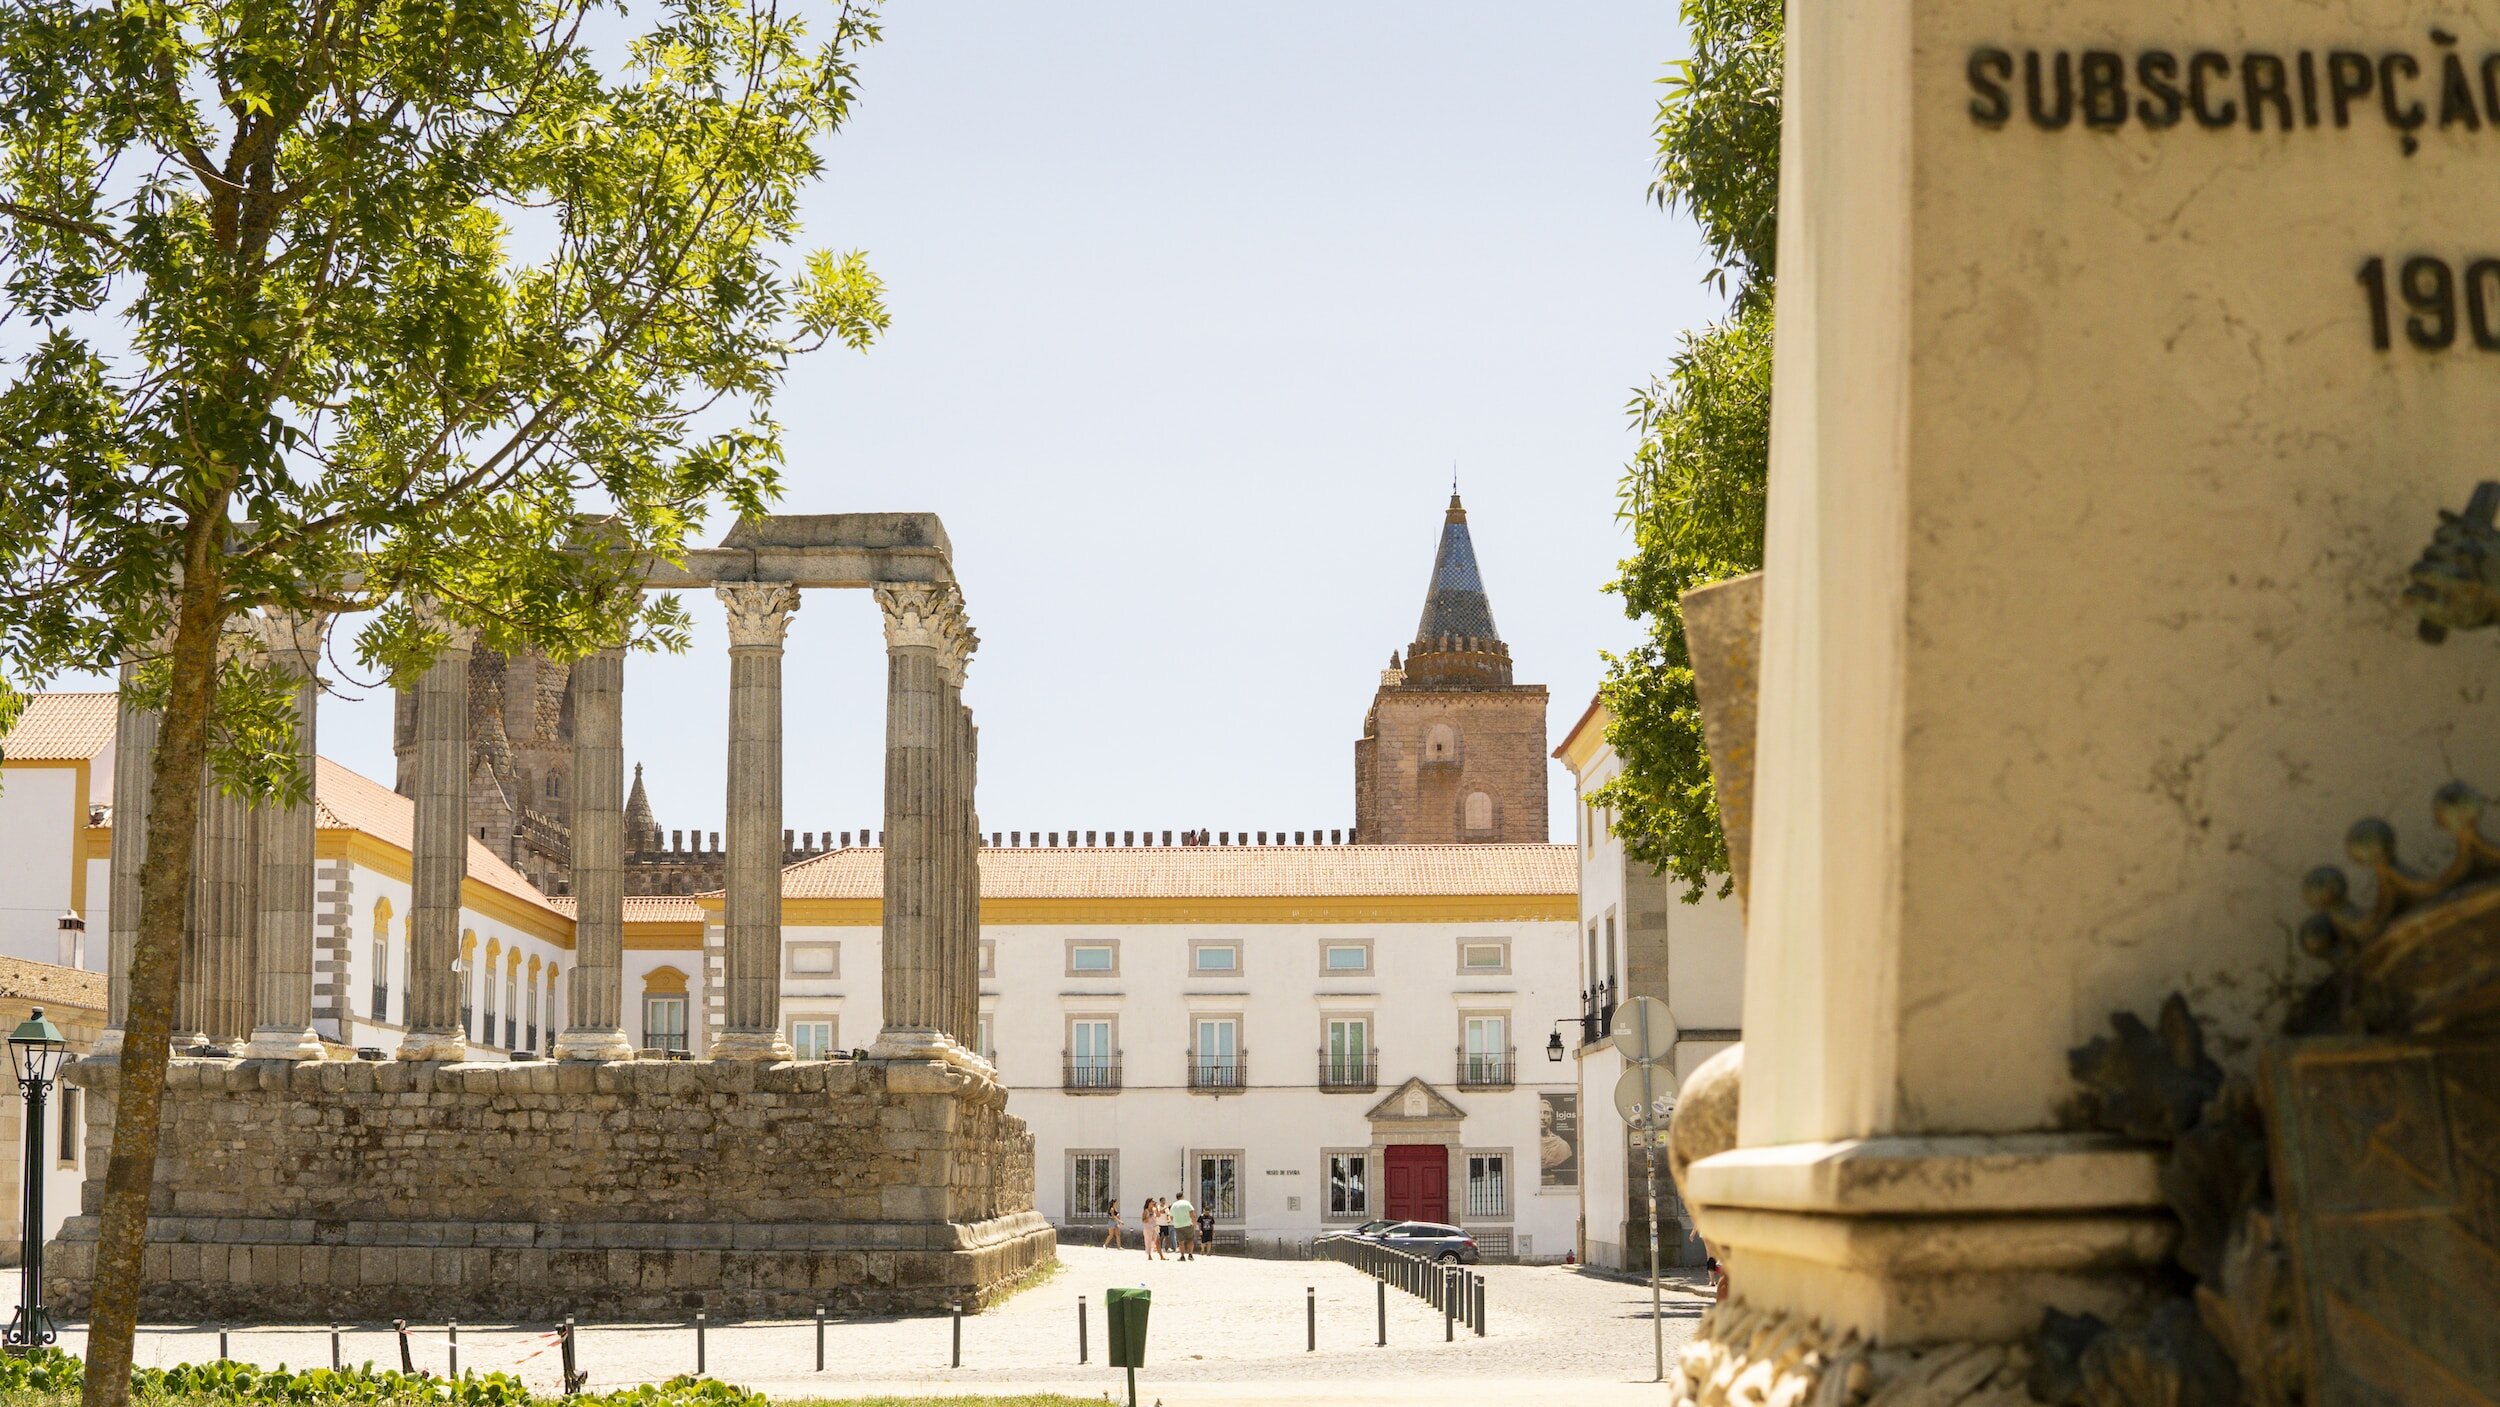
[{"xmin": 0, "ymin": 1348, "xmax": 762, "ymax": 1406}]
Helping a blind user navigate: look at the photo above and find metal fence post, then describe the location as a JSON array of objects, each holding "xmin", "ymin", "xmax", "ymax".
[
  {"xmin": 1078, "ymin": 1296, "xmax": 1088, "ymax": 1364},
  {"xmin": 448, "ymin": 1319, "xmax": 459, "ymax": 1379},
  {"xmin": 330, "ymin": 1321, "xmax": 342, "ymax": 1370},
  {"xmin": 217, "ymin": 1327, "xmax": 230, "ymax": 1361},
  {"xmin": 561, "ymin": 1317, "xmax": 582, "ymax": 1396},
  {"xmin": 1306, "ymin": 1286, "xmax": 1316, "ymax": 1352},
  {"xmin": 1444, "ymin": 1270, "xmax": 1455, "ymax": 1341},
  {"xmin": 694, "ymin": 1310, "xmax": 705, "ymax": 1376},
  {"xmin": 1474, "ymin": 1273, "xmax": 1486, "ymax": 1336},
  {"xmin": 951, "ymin": 1303, "xmax": 963, "ymax": 1368},
  {"xmin": 1376, "ymin": 1279, "xmax": 1386, "ymax": 1347},
  {"xmin": 815, "ymin": 1306, "xmax": 826, "ymax": 1372},
  {"xmin": 394, "ymin": 1320, "xmax": 412, "ymax": 1374}
]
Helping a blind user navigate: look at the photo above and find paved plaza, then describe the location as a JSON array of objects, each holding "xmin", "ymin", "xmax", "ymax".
[{"xmin": 20, "ymin": 1246, "xmax": 1710, "ymax": 1405}]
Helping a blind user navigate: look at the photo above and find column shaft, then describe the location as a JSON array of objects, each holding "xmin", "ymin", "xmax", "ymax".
[
  {"xmin": 960, "ymin": 708, "xmax": 982, "ymax": 1050},
  {"xmin": 245, "ymin": 613, "xmax": 325, "ymax": 1058},
  {"xmin": 399, "ymin": 618, "xmax": 475, "ymax": 1060},
  {"xmin": 556, "ymin": 647, "xmax": 633, "ymax": 1060},
  {"xmin": 712, "ymin": 582, "xmax": 799, "ymax": 1060},
  {"xmin": 871, "ymin": 583, "xmax": 976, "ymax": 1065},
  {"xmin": 101, "ymin": 654, "xmax": 161, "ymax": 1053}
]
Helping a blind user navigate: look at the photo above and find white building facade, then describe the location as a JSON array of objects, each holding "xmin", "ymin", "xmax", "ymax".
[{"xmin": 1554, "ymin": 697, "xmax": 1744, "ymax": 1271}]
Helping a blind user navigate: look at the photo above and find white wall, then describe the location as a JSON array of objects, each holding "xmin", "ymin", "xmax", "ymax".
[
  {"xmin": 0, "ymin": 766, "xmax": 83, "ymax": 966},
  {"xmin": 322, "ymin": 861, "xmax": 575, "ymax": 1059}
]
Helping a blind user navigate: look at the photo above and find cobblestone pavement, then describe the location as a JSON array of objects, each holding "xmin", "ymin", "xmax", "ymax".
[{"xmin": 27, "ymin": 1246, "xmax": 1712, "ymax": 1405}]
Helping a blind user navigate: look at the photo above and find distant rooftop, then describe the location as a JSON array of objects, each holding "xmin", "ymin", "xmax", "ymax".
[
  {"xmin": 775, "ymin": 842, "xmax": 1574, "ymax": 901},
  {"xmin": 0, "ymin": 692, "xmax": 116, "ymax": 762}
]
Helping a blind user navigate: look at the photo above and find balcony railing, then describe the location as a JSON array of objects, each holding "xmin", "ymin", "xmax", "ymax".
[
  {"xmin": 1187, "ymin": 1052, "xmax": 1247, "ymax": 1091},
  {"xmin": 1580, "ymin": 980, "xmax": 1617, "ymax": 1045},
  {"xmin": 1455, "ymin": 1047, "xmax": 1516, "ymax": 1089},
  {"xmin": 1317, "ymin": 1050, "xmax": 1379, "ymax": 1091},
  {"xmin": 1063, "ymin": 1055, "xmax": 1123, "ymax": 1092},
  {"xmin": 371, "ymin": 985, "xmax": 389, "ymax": 1024}
]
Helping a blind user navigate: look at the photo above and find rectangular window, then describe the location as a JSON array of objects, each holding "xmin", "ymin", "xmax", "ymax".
[
  {"xmin": 1462, "ymin": 1015, "xmax": 1509, "ymax": 1085},
  {"xmin": 1192, "ymin": 1016, "xmax": 1241, "ymax": 1088},
  {"xmin": 791, "ymin": 1018, "xmax": 836, "ymax": 1060},
  {"xmin": 1323, "ymin": 1017, "xmax": 1371, "ymax": 1087},
  {"xmin": 1067, "ymin": 1017, "xmax": 1116, "ymax": 1089},
  {"xmin": 1460, "ymin": 940, "xmax": 1508, "ymax": 973},
  {"xmin": 1467, "ymin": 1152, "xmax": 1510, "ymax": 1218},
  {"xmin": 56, "ymin": 1087, "xmax": 79, "ymax": 1168},
  {"xmin": 1194, "ymin": 1151, "xmax": 1242, "ymax": 1219},
  {"xmin": 788, "ymin": 943, "xmax": 838, "ymax": 977},
  {"xmin": 1069, "ymin": 1151, "xmax": 1117, "ymax": 1222},
  {"xmin": 1067, "ymin": 941, "xmax": 1118, "ymax": 976},
  {"xmin": 1191, "ymin": 943, "xmax": 1239, "ymax": 974},
  {"xmin": 643, "ymin": 995, "xmax": 689, "ymax": 1054},
  {"xmin": 1604, "ymin": 911, "xmax": 1619, "ymax": 993},
  {"xmin": 1323, "ymin": 943, "xmax": 1370, "ymax": 973},
  {"xmin": 1325, "ymin": 1151, "xmax": 1368, "ymax": 1218},
  {"xmin": 977, "ymin": 1014, "xmax": 994, "ymax": 1063},
  {"xmin": 980, "ymin": 940, "xmax": 996, "ymax": 977}
]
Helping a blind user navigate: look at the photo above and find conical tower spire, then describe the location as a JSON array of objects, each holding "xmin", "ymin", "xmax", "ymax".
[
  {"xmin": 624, "ymin": 762, "xmax": 659, "ymax": 853},
  {"xmin": 1403, "ymin": 491, "xmax": 1512, "ymax": 686}
]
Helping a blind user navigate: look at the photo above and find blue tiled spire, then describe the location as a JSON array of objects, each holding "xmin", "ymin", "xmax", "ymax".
[{"xmin": 1412, "ymin": 493, "xmax": 1501, "ymax": 645}]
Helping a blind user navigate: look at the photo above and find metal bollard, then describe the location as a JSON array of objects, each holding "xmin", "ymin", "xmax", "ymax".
[
  {"xmin": 394, "ymin": 1319, "xmax": 413, "ymax": 1374},
  {"xmin": 1444, "ymin": 1270, "xmax": 1456, "ymax": 1341},
  {"xmin": 1307, "ymin": 1286, "xmax": 1316, "ymax": 1352},
  {"xmin": 1376, "ymin": 1279, "xmax": 1386, "ymax": 1346},
  {"xmin": 1475, "ymin": 1275, "xmax": 1487, "ymax": 1337},
  {"xmin": 561, "ymin": 1317, "xmax": 584, "ymax": 1396},
  {"xmin": 331, "ymin": 1321, "xmax": 342, "ymax": 1370},
  {"xmin": 950, "ymin": 1303, "xmax": 963, "ymax": 1368},
  {"xmin": 1078, "ymin": 1296, "xmax": 1088, "ymax": 1364},
  {"xmin": 217, "ymin": 1327, "xmax": 229, "ymax": 1361},
  {"xmin": 815, "ymin": 1306, "xmax": 826, "ymax": 1372},
  {"xmin": 448, "ymin": 1319, "xmax": 459, "ymax": 1379},
  {"xmin": 695, "ymin": 1310, "xmax": 706, "ymax": 1375}
]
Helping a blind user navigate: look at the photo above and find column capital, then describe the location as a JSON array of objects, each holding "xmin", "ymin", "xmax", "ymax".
[
  {"xmin": 254, "ymin": 608, "xmax": 330, "ymax": 677},
  {"xmin": 875, "ymin": 583, "xmax": 975, "ymax": 679},
  {"xmin": 411, "ymin": 598, "xmax": 480, "ymax": 654},
  {"xmin": 716, "ymin": 581, "xmax": 802, "ymax": 649}
]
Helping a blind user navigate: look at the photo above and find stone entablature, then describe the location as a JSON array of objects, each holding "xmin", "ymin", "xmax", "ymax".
[{"xmin": 50, "ymin": 1055, "xmax": 1050, "ymax": 1320}]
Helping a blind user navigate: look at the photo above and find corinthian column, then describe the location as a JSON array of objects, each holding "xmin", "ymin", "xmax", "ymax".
[
  {"xmin": 98, "ymin": 641, "xmax": 167, "ymax": 1058},
  {"xmin": 869, "ymin": 583, "xmax": 977, "ymax": 1065},
  {"xmin": 179, "ymin": 627, "xmax": 260, "ymax": 1050},
  {"xmin": 555, "ymin": 644, "xmax": 634, "ymax": 1061},
  {"xmin": 398, "ymin": 605, "xmax": 477, "ymax": 1061},
  {"xmin": 710, "ymin": 582, "xmax": 800, "ymax": 1061},
  {"xmin": 243, "ymin": 609, "xmax": 329, "ymax": 1059}
]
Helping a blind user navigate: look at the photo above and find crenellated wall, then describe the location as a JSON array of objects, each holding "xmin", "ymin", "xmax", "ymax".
[{"xmin": 49, "ymin": 1055, "xmax": 1052, "ymax": 1321}]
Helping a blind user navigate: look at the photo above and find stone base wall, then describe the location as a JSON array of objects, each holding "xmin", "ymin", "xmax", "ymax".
[{"xmin": 49, "ymin": 1055, "xmax": 1055, "ymax": 1321}]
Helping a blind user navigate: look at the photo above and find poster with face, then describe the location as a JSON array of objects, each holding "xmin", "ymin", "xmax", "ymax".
[{"xmin": 1539, "ymin": 1091, "xmax": 1579, "ymax": 1187}]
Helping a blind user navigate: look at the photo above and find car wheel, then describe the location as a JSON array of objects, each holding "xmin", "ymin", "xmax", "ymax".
[{"xmin": 1437, "ymin": 1251, "xmax": 1459, "ymax": 1264}]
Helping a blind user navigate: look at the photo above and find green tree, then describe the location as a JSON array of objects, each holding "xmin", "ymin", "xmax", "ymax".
[
  {"xmin": 1593, "ymin": 0, "xmax": 1782, "ymax": 898},
  {"xmin": 0, "ymin": 3, "xmax": 890, "ymax": 1402}
]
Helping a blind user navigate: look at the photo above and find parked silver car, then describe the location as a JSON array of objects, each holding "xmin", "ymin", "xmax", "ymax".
[{"xmin": 1377, "ymin": 1221, "xmax": 1480, "ymax": 1264}]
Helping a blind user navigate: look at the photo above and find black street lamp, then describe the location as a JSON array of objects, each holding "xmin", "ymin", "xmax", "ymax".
[{"xmin": 6, "ymin": 1007, "xmax": 68, "ymax": 1349}]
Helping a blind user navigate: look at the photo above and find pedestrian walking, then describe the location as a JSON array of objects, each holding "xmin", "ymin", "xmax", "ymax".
[
  {"xmin": 1100, "ymin": 1200, "xmax": 1122, "ymax": 1250},
  {"xmin": 1172, "ymin": 1190, "xmax": 1198, "ymax": 1261},
  {"xmin": 1142, "ymin": 1199, "xmax": 1165, "ymax": 1260},
  {"xmin": 1196, "ymin": 1204, "xmax": 1216, "ymax": 1255},
  {"xmin": 1157, "ymin": 1198, "xmax": 1176, "ymax": 1256}
]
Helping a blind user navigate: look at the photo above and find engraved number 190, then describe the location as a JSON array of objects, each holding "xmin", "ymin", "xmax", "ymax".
[{"xmin": 2358, "ymin": 255, "xmax": 2500, "ymax": 353}]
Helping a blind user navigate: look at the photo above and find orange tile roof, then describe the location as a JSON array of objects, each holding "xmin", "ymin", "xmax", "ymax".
[
  {"xmin": 313, "ymin": 757, "xmax": 560, "ymax": 916},
  {"xmin": 776, "ymin": 843, "xmax": 1575, "ymax": 900},
  {"xmin": 546, "ymin": 895, "xmax": 707, "ymax": 923},
  {"xmin": 0, "ymin": 693, "xmax": 117, "ymax": 762},
  {"xmin": 0, "ymin": 954, "xmax": 107, "ymax": 1010}
]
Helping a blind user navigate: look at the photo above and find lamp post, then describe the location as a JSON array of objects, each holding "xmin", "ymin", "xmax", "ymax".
[{"xmin": 6, "ymin": 1007, "xmax": 68, "ymax": 1348}]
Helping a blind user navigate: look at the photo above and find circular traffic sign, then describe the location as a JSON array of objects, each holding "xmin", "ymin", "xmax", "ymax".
[
  {"xmin": 1613, "ymin": 1062, "xmax": 1674, "ymax": 1135},
  {"xmin": 1610, "ymin": 995, "xmax": 1674, "ymax": 1063}
]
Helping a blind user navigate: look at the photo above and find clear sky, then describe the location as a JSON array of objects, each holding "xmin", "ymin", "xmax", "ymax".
[{"xmin": 204, "ymin": 2, "xmax": 1720, "ymax": 843}]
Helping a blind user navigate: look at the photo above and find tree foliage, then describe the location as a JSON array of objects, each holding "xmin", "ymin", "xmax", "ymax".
[
  {"xmin": 1594, "ymin": 0, "xmax": 1781, "ymax": 897},
  {"xmin": 0, "ymin": 3, "xmax": 889, "ymax": 1402}
]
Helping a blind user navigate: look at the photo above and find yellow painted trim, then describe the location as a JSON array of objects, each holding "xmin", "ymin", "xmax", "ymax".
[
  {"xmin": 776, "ymin": 893, "xmax": 1576, "ymax": 926},
  {"xmin": 1555, "ymin": 696, "xmax": 1611, "ymax": 775},
  {"xmin": 312, "ymin": 829, "xmax": 575, "ymax": 946},
  {"xmin": 624, "ymin": 923, "xmax": 704, "ymax": 949},
  {"xmin": 642, "ymin": 964, "xmax": 689, "ymax": 995}
]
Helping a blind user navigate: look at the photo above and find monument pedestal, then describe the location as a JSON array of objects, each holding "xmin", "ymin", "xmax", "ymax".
[
  {"xmin": 49, "ymin": 1054, "xmax": 1054, "ymax": 1321},
  {"xmin": 1678, "ymin": 0, "xmax": 2500, "ymax": 1398}
]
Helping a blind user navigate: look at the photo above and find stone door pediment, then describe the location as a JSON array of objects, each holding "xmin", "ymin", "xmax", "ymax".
[{"xmin": 1367, "ymin": 1076, "xmax": 1466, "ymax": 1124}]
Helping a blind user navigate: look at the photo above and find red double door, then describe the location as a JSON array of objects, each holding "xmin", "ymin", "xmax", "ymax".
[{"xmin": 1383, "ymin": 1144, "xmax": 1449, "ymax": 1223}]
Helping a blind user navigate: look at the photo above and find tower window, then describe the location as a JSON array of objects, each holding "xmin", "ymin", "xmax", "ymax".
[
  {"xmin": 1463, "ymin": 791, "xmax": 1494, "ymax": 832},
  {"xmin": 545, "ymin": 773, "xmax": 561, "ymax": 798},
  {"xmin": 1425, "ymin": 723, "xmax": 1457, "ymax": 762}
]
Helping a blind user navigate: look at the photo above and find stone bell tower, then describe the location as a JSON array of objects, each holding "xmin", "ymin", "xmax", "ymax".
[{"xmin": 1354, "ymin": 492, "xmax": 1548, "ymax": 844}]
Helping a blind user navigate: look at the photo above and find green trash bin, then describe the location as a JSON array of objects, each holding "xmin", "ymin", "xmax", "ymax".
[{"xmin": 1106, "ymin": 1286, "xmax": 1152, "ymax": 1406}]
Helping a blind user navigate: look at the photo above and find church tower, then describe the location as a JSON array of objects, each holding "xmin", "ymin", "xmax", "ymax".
[{"xmin": 1354, "ymin": 492, "xmax": 1549, "ymax": 844}]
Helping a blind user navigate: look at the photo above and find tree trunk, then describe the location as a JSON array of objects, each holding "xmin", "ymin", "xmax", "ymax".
[{"xmin": 80, "ymin": 533, "xmax": 225, "ymax": 1407}]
